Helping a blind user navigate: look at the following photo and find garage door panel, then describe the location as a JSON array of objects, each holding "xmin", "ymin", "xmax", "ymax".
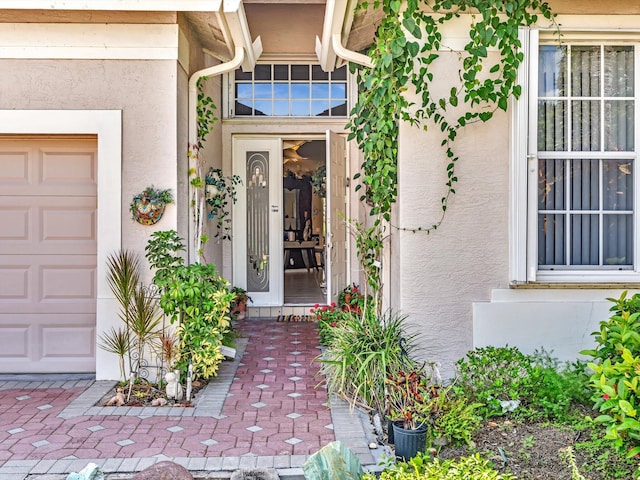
[
  {"xmin": 41, "ymin": 149, "xmax": 96, "ymax": 191},
  {"xmin": 0, "ymin": 265, "xmax": 29, "ymax": 300},
  {"xmin": 42, "ymin": 205, "xmax": 96, "ymax": 243},
  {"xmin": 0, "ymin": 197, "xmax": 96, "ymax": 255},
  {"xmin": 0, "ymin": 256, "xmax": 95, "ymax": 313},
  {"xmin": 0, "ymin": 150, "xmax": 29, "ymax": 186},
  {"xmin": 0, "ymin": 314, "xmax": 95, "ymax": 373},
  {"xmin": 42, "ymin": 324, "xmax": 95, "ymax": 358},
  {"xmin": 0, "ymin": 206, "xmax": 29, "ymax": 241},
  {"xmin": 0, "ymin": 325, "xmax": 29, "ymax": 357},
  {"xmin": 41, "ymin": 265, "xmax": 96, "ymax": 301}
]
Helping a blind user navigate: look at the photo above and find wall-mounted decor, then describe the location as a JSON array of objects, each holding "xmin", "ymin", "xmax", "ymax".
[{"xmin": 129, "ymin": 185, "xmax": 174, "ymax": 225}]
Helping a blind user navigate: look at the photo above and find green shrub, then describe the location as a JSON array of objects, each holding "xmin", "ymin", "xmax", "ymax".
[
  {"xmin": 311, "ymin": 302, "xmax": 342, "ymax": 346},
  {"xmin": 362, "ymin": 452, "xmax": 515, "ymax": 480},
  {"xmin": 432, "ymin": 394, "xmax": 483, "ymax": 446},
  {"xmin": 528, "ymin": 351, "xmax": 591, "ymax": 423},
  {"xmin": 454, "ymin": 345, "xmax": 535, "ymax": 418},
  {"xmin": 146, "ymin": 230, "xmax": 233, "ymax": 380},
  {"xmin": 454, "ymin": 346, "xmax": 590, "ymax": 422},
  {"xmin": 581, "ymin": 291, "xmax": 640, "ymax": 459}
]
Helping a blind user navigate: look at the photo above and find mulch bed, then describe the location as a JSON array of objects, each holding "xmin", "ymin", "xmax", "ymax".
[{"xmin": 96, "ymin": 378, "xmax": 208, "ymax": 407}]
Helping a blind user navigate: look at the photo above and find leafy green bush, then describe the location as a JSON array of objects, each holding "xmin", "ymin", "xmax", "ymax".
[
  {"xmin": 362, "ymin": 452, "xmax": 515, "ymax": 480},
  {"xmin": 581, "ymin": 291, "xmax": 640, "ymax": 460},
  {"xmin": 432, "ymin": 394, "xmax": 483, "ymax": 447},
  {"xmin": 146, "ymin": 230, "xmax": 233, "ymax": 380},
  {"xmin": 528, "ymin": 352, "xmax": 590, "ymax": 422},
  {"xmin": 454, "ymin": 346, "xmax": 535, "ymax": 418},
  {"xmin": 454, "ymin": 345, "xmax": 590, "ymax": 421}
]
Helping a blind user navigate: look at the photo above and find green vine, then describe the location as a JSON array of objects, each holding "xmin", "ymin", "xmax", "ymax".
[
  {"xmin": 347, "ymin": 0, "xmax": 555, "ymax": 233},
  {"xmin": 204, "ymin": 167, "xmax": 241, "ymax": 241},
  {"xmin": 188, "ymin": 77, "xmax": 241, "ymax": 257}
]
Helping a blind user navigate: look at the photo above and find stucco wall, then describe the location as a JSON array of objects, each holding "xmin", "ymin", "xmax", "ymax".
[
  {"xmin": 393, "ymin": 51, "xmax": 510, "ymax": 377},
  {"xmin": 0, "ymin": 59, "xmax": 179, "ymax": 281},
  {"xmin": 391, "ymin": 14, "xmax": 640, "ymax": 376}
]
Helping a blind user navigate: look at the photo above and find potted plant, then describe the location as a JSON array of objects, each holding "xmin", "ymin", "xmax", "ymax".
[
  {"xmin": 130, "ymin": 185, "xmax": 174, "ymax": 225},
  {"xmin": 386, "ymin": 366, "xmax": 439, "ymax": 460},
  {"xmin": 229, "ymin": 286, "xmax": 252, "ymax": 320}
]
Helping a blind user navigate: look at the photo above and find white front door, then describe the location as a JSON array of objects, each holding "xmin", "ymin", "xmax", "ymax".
[
  {"xmin": 232, "ymin": 132, "xmax": 347, "ymax": 307},
  {"xmin": 326, "ymin": 130, "xmax": 347, "ymax": 304},
  {"xmin": 232, "ymin": 137, "xmax": 283, "ymax": 305}
]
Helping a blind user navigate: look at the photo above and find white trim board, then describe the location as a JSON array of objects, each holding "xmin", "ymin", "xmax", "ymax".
[
  {"xmin": 0, "ymin": 0, "xmax": 222, "ymax": 11},
  {"xmin": 0, "ymin": 24, "xmax": 179, "ymax": 60}
]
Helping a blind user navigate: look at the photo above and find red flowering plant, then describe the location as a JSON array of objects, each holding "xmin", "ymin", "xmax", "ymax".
[
  {"xmin": 311, "ymin": 302, "xmax": 343, "ymax": 346},
  {"xmin": 338, "ymin": 283, "xmax": 367, "ymax": 313},
  {"xmin": 386, "ymin": 364, "xmax": 441, "ymax": 430}
]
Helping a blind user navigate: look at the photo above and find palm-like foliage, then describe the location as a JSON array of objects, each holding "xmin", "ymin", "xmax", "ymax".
[
  {"xmin": 127, "ymin": 286, "xmax": 163, "ymax": 376},
  {"xmin": 98, "ymin": 326, "xmax": 132, "ymax": 382},
  {"xmin": 106, "ymin": 250, "xmax": 141, "ymax": 373}
]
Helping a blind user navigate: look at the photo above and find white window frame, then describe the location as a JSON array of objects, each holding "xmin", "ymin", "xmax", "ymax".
[{"xmin": 511, "ymin": 28, "xmax": 640, "ymax": 284}]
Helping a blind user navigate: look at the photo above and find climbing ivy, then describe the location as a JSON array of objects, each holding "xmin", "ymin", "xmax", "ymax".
[
  {"xmin": 188, "ymin": 77, "xmax": 240, "ymax": 258},
  {"xmin": 348, "ymin": 0, "xmax": 556, "ymax": 233}
]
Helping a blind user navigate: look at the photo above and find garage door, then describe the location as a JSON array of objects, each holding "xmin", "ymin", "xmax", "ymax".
[{"xmin": 0, "ymin": 136, "xmax": 97, "ymax": 373}]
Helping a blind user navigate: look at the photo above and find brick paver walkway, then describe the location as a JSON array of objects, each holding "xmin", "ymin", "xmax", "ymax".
[{"xmin": 0, "ymin": 319, "xmax": 379, "ymax": 479}]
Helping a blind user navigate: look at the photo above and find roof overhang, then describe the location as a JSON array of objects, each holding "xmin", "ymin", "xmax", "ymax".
[{"xmin": 1, "ymin": 0, "xmax": 262, "ymax": 68}]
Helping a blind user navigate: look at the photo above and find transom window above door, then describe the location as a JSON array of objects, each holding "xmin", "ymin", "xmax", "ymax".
[{"xmin": 232, "ymin": 64, "xmax": 348, "ymax": 117}]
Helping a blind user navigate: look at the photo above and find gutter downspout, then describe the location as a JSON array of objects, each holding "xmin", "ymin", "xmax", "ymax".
[
  {"xmin": 331, "ymin": 32, "xmax": 372, "ymax": 69},
  {"xmin": 188, "ymin": 46, "xmax": 245, "ymax": 263},
  {"xmin": 316, "ymin": 0, "xmax": 373, "ymax": 71}
]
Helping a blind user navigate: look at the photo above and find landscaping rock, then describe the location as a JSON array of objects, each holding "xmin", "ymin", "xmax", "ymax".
[
  {"xmin": 230, "ymin": 468, "xmax": 279, "ymax": 480},
  {"xmin": 303, "ymin": 441, "xmax": 364, "ymax": 480},
  {"xmin": 66, "ymin": 463, "xmax": 104, "ymax": 480},
  {"xmin": 131, "ymin": 461, "xmax": 193, "ymax": 480}
]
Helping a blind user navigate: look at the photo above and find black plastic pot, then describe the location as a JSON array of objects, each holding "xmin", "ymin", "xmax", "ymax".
[{"xmin": 392, "ymin": 422, "xmax": 428, "ymax": 460}]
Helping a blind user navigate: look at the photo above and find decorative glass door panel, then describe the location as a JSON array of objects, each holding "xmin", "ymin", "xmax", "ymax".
[
  {"xmin": 246, "ymin": 152, "xmax": 270, "ymax": 291},
  {"xmin": 232, "ymin": 138, "xmax": 283, "ymax": 305}
]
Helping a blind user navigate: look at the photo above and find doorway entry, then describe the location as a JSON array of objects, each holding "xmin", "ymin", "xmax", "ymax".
[
  {"xmin": 232, "ymin": 131, "xmax": 347, "ymax": 307},
  {"xmin": 283, "ymin": 139, "xmax": 325, "ymax": 304}
]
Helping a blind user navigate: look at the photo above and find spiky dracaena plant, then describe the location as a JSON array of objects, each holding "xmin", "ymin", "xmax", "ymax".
[
  {"xmin": 104, "ymin": 250, "xmax": 141, "ymax": 374},
  {"xmin": 98, "ymin": 326, "xmax": 131, "ymax": 382},
  {"xmin": 127, "ymin": 286, "xmax": 163, "ymax": 377}
]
